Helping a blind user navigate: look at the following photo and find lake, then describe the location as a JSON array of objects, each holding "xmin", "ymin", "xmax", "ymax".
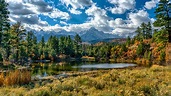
[{"xmin": 30, "ymin": 62, "xmax": 136, "ymax": 76}]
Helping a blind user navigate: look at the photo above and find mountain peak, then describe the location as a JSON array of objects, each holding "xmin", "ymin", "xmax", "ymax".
[
  {"xmin": 34, "ymin": 27, "xmax": 121, "ymax": 43},
  {"xmin": 88, "ymin": 27, "xmax": 98, "ymax": 31},
  {"xmin": 80, "ymin": 27, "xmax": 120, "ymax": 41}
]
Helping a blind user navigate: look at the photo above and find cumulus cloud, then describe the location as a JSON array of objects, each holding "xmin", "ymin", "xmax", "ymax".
[
  {"xmin": 8, "ymin": 0, "xmax": 70, "ymax": 20},
  {"xmin": 7, "ymin": 0, "xmax": 53, "ymax": 15},
  {"xmin": 10, "ymin": 14, "xmax": 48, "ymax": 26},
  {"xmin": 5, "ymin": 0, "xmax": 155, "ymax": 37},
  {"xmin": 27, "ymin": 0, "xmax": 53, "ymax": 12},
  {"xmin": 65, "ymin": 9, "xmax": 153, "ymax": 36},
  {"xmin": 8, "ymin": 2, "xmax": 35, "ymax": 15},
  {"xmin": 44, "ymin": 9, "xmax": 70, "ymax": 20},
  {"xmin": 69, "ymin": 8, "xmax": 82, "ymax": 15},
  {"xmin": 60, "ymin": 21, "xmax": 68, "ymax": 25},
  {"xmin": 60, "ymin": 0, "xmax": 93, "ymax": 15},
  {"xmin": 145, "ymin": 0, "xmax": 159, "ymax": 9},
  {"xmin": 5, "ymin": 0, "xmax": 70, "ymax": 31},
  {"xmin": 109, "ymin": 10, "xmax": 151, "ymax": 35},
  {"xmin": 60, "ymin": 0, "xmax": 93, "ymax": 9},
  {"xmin": 108, "ymin": 0, "xmax": 136, "ymax": 14},
  {"xmin": 58, "ymin": 4, "xmax": 110, "ymax": 33},
  {"xmin": 85, "ymin": 4, "xmax": 111, "ymax": 32},
  {"xmin": 128, "ymin": 10, "xmax": 151, "ymax": 26}
]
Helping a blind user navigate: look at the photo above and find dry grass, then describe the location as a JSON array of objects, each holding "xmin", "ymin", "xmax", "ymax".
[
  {"xmin": 0, "ymin": 65, "xmax": 170, "ymax": 96},
  {"xmin": 82, "ymin": 56, "xmax": 95, "ymax": 61},
  {"xmin": 0, "ymin": 70, "xmax": 31, "ymax": 86}
]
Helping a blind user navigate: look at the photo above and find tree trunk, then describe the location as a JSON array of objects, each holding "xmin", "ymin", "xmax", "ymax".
[{"xmin": 169, "ymin": 30, "xmax": 171, "ymax": 43}]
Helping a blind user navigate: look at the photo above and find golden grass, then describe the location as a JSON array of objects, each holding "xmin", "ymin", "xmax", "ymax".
[
  {"xmin": 0, "ymin": 70, "xmax": 31, "ymax": 86},
  {"xmin": 82, "ymin": 56, "xmax": 95, "ymax": 61},
  {"xmin": 0, "ymin": 65, "xmax": 170, "ymax": 96}
]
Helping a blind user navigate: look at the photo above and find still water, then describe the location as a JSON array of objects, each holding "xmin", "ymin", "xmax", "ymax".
[{"xmin": 30, "ymin": 62, "xmax": 136, "ymax": 76}]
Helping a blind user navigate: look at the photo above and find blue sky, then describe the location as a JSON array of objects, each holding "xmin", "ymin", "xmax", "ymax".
[{"xmin": 6, "ymin": 0, "xmax": 159, "ymax": 36}]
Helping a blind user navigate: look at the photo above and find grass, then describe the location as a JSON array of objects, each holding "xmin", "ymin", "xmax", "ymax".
[
  {"xmin": 0, "ymin": 65, "xmax": 170, "ymax": 96},
  {"xmin": 0, "ymin": 70, "xmax": 31, "ymax": 86}
]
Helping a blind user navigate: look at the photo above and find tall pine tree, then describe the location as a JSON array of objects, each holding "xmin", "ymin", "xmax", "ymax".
[
  {"xmin": 0, "ymin": 0, "xmax": 10, "ymax": 61},
  {"xmin": 154, "ymin": 0, "xmax": 171, "ymax": 42},
  {"xmin": 0, "ymin": 0, "xmax": 10, "ymax": 46}
]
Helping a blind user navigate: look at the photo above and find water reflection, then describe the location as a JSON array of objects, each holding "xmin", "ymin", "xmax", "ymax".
[{"xmin": 30, "ymin": 62, "xmax": 136, "ymax": 76}]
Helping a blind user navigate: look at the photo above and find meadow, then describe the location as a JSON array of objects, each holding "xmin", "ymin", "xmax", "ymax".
[{"xmin": 0, "ymin": 65, "xmax": 170, "ymax": 96}]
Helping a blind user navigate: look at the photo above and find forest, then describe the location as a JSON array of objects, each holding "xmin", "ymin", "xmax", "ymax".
[{"xmin": 0, "ymin": 0, "xmax": 170, "ymax": 66}]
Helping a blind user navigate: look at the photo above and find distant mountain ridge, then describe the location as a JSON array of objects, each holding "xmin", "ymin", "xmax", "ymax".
[
  {"xmin": 34, "ymin": 27, "xmax": 121, "ymax": 43},
  {"xmin": 80, "ymin": 27, "xmax": 120, "ymax": 41}
]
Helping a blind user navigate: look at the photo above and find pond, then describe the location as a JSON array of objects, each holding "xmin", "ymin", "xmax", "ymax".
[{"xmin": 30, "ymin": 62, "xmax": 136, "ymax": 76}]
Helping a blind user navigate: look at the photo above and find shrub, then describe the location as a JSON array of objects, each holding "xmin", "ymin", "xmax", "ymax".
[
  {"xmin": 0, "ymin": 73, "xmax": 4, "ymax": 86},
  {"xmin": 1, "ymin": 70, "xmax": 31, "ymax": 86},
  {"xmin": 139, "ymin": 85, "xmax": 156, "ymax": 96},
  {"xmin": 160, "ymin": 50, "xmax": 166, "ymax": 62},
  {"xmin": 136, "ymin": 43, "xmax": 150, "ymax": 57}
]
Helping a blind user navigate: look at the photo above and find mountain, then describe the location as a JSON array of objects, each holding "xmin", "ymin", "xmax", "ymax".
[
  {"xmin": 34, "ymin": 27, "xmax": 121, "ymax": 43},
  {"xmin": 34, "ymin": 30, "xmax": 76, "ymax": 41},
  {"xmin": 80, "ymin": 27, "xmax": 120, "ymax": 41}
]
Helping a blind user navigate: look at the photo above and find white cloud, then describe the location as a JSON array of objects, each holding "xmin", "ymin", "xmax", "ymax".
[
  {"xmin": 109, "ymin": 7, "xmax": 125, "ymax": 14},
  {"xmin": 60, "ymin": 21, "xmax": 68, "ymax": 25},
  {"xmin": 44, "ymin": 9, "xmax": 70, "ymax": 20},
  {"xmin": 60, "ymin": 0, "xmax": 93, "ymax": 15},
  {"xmin": 59, "ymin": 4, "xmax": 110, "ymax": 33},
  {"xmin": 108, "ymin": 0, "xmax": 135, "ymax": 14},
  {"xmin": 60, "ymin": 0, "xmax": 93, "ymax": 9},
  {"xmin": 108, "ymin": 10, "xmax": 152, "ymax": 35},
  {"xmin": 85, "ymin": 4, "xmax": 111, "ymax": 32},
  {"xmin": 86, "ymin": 4, "xmax": 107, "ymax": 16},
  {"xmin": 128, "ymin": 10, "xmax": 151, "ymax": 26},
  {"xmin": 5, "ymin": 0, "xmax": 70, "ymax": 31},
  {"xmin": 145, "ymin": 0, "xmax": 159, "ymax": 9},
  {"xmin": 5, "ymin": 0, "xmax": 22, "ymax": 3},
  {"xmin": 6, "ymin": 0, "xmax": 155, "ymax": 37},
  {"xmin": 69, "ymin": 8, "xmax": 82, "ymax": 15},
  {"xmin": 54, "ymin": 5, "xmax": 153, "ymax": 36}
]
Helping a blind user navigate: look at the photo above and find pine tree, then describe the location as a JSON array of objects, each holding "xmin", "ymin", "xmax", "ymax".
[
  {"xmin": 141, "ymin": 22, "xmax": 147, "ymax": 39},
  {"xmin": 0, "ymin": 0, "xmax": 10, "ymax": 61},
  {"xmin": 154, "ymin": 0, "xmax": 171, "ymax": 42},
  {"xmin": 135, "ymin": 27, "xmax": 143, "ymax": 40},
  {"xmin": 26, "ymin": 31, "xmax": 34, "ymax": 58},
  {"xmin": 146, "ymin": 22, "xmax": 152, "ymax": 39},
  {"xmin": 0, "ymin": 0, "xmax": 10, "ymax": 46},
  {"xmin": 10, "ymin": 22, "xmax": 26, "ymax": 62},
  {"xmin": 74, "ymin": 34, "xmax": 82, "ymax": 56}
]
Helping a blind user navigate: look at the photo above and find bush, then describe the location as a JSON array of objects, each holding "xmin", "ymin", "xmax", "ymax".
[
  {"xmin": 136, "ymin": 43, "xmax": 144, "ymax": 56},
  {"xmin": 0, "ymin": 70, "xmax": 31, "ymax": 86},
  {"xmin": 136, "ymin": 43, "xmax": 150, "ymax": 57},
  {"xmin": 160, "ymin": 50, "xmax": 166, "ymax": 62}
]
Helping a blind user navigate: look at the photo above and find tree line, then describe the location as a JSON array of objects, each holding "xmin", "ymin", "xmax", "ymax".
[{"xmin": 0, "ymin": 0, "xmax": 170, "ymax": 65}]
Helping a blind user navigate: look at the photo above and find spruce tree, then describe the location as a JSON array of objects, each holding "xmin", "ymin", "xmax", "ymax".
[
  {"xmin": 0, "ymin": 0, "xmax": 10, "ymax": 46},
  {"xmin": 154, "ymin": 0, "xmax": 171, "ymax": 42}
]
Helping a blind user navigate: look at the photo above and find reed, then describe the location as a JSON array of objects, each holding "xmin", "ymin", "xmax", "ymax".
[{"xmin": 0, "ymin": 70, "xmax": 31, "ymax": 86}]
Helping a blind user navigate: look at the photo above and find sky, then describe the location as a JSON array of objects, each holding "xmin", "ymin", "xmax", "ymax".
[{"xmin": 5, "ymin": 0, "xmax": 160, "ymax": 36}]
